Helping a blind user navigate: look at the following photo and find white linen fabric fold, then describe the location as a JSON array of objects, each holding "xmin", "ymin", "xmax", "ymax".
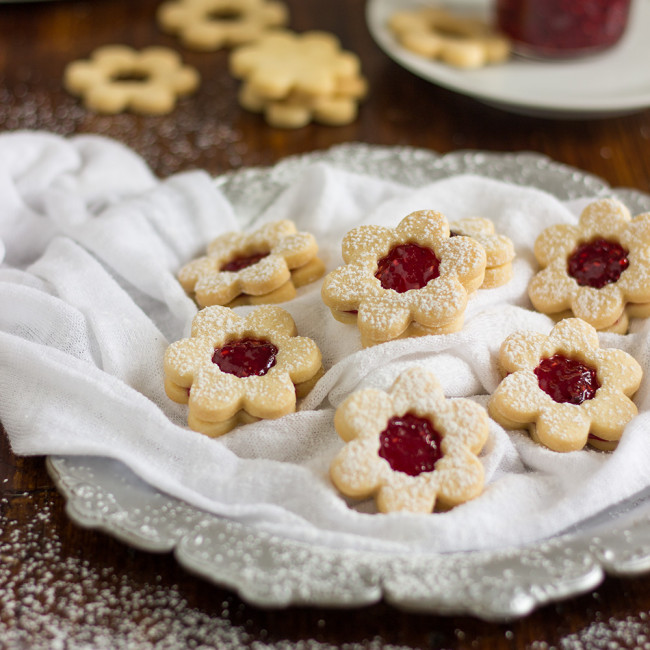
[{"xmin": 2, "ymin": 131, "xmax": 650, "ymax": 555}]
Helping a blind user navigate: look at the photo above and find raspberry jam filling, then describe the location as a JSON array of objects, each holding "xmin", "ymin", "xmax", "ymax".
[
  {"xmin": 534, "ymin": 354, "xmax": 600, "ymax": 405},
  {"xmin": 567, "ymin": 238, "xmax": 629, "ymax": 289},
  {"xmin": 212, "ymin": 338, "xmax": 278, "ymax": 378},
  {"xmin": 378, "ymin": 413, "xmax": 443, "ymax": 477},
  {"xmin": 375, "ymin": 243, "xmax": 440, "ymax": 293},
  {"xmin": 220, "ymin": 251, "xmax": 269, "ymax": 272},
  {"xmin": 496, "ymin": 0, "xmax": 631, "ymax": 58}
]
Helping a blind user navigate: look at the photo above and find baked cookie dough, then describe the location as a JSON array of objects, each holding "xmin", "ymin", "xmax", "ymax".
[{"xmin": 63, "ymin": 45, "xmax": 199, "ymax": 115}]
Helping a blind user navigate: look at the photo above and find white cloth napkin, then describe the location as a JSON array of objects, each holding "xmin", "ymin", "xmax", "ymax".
[{"xmin": 3, "ymin": 131, "xmax": 650, "ymax": 555}]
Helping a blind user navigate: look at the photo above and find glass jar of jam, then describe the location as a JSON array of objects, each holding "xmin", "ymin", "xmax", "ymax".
[{"xmin": 495, "ymin": 0, "xmax": 632, "ymax": 59}]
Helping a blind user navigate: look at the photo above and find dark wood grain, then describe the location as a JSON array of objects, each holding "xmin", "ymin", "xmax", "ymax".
[{"xmin": 2, "ymin": 0, "xmax": 650, "ymax": 646}]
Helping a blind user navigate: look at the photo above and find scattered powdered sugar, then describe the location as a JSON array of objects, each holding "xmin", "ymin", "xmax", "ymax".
[
  {"xmin": 2, "ymin": 490, "xmax": 422, "ymax": 649},
  {"xmin": 0, "ymin": 492, "xmax": 251, "ymax": 648},
  {"xmin": 0, "ymin": 79, "xmax": 247, "ymax": 178}
]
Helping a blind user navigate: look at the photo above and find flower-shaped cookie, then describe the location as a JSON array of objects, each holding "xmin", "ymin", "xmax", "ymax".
[
  {"xmin": 237, "ymin": 74, "xmax": 368, "ymax": 128},
  {"xmin": 388, "ymin": 7, "xmax": 510, "ymax": 69},
  {"xmin": 528, "ymin": 198, "xmax": 650, "ymax": 332},
  {"xmin": 321, "ymin": 210, "xmax": 486, "ymax": 346},
  {"xmin": 330, "ymin": 366, "xmax": 489, "ymax": 513},
  {"xmin": 63, "ymin": 45, "xmax": 200, "ymax": 115},
  {"xmin": 178, "ymin": 220, "xmax": 322, "ymax": 307},
  {"xmin": 164, "ymin": 305, "xmax": 322, "ymax": 436},
  {"xmin": 230, "ymin": 30, "xmax": 362, "ymax": 100},
  {"xmin": 449, "ymin": 217, "xmax": 515, "ymax": 289},
  {"xmin": 157, "ymin": 0, "xmax": 289, "ymax": 51},
  {"xmin": 488, "ymin": 318, "xmax": 642, "ymax": 452}
]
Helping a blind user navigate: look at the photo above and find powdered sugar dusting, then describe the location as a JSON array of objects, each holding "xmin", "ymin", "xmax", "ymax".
[
  {"xmin": 0, "ymin": 81, "xmax": 246, "ymax": 178},
  {"xmin": 180, "ymin": 221, "xmax": 320, "ymax": 307},
  {"xmin": 489, "ymin": 318, "xmax": 642, "ymax": 452},
  {"xmin": 331, "ymin": 367, "xmax": 489, "ymax": 512},
  {"xmin": 530, "ymin": 198, "xmax": 650, "ymax": 330},
  {"xmin": 0, "ymin": 492, "xmax": 252, "ymax": 649},
  {"xmin": 322, "ymin": 210, "xmax": 486, "ymax": 343}
]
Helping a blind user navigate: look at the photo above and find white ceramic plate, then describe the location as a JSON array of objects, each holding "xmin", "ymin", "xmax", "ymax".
[
  {"xmin": 48, "ymin": 144, "xmax": 650, "ymax": 620},
  {"xmin": 366, "ymin": 0, "xmax": 650, "ymax": 117}
]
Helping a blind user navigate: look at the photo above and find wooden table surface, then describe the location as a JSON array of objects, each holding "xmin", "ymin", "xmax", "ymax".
[{"xmin": 2, "ymin": 0, "xmax": 650, "ymax": 647}]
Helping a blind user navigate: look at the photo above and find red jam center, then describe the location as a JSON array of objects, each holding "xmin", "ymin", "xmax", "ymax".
[
  {"xmin": 375, "ymin": 243, "xmax": 440, "ymax": 293},
  {"xmin": 534, "ymin": 354, "xmax": 600, "ymax": 405},
  {"xmin": 220, "ymin": 251, "xmax": 269, "ymax": 272},
  {"xmin": 378, "ymin": 413, "xmax": 443, "ymax": 477},
  {"xmin": 567, "ymin": 238, "xmax": 629, "ymax": 289},
  {"xmin": 212, "ymin": 338, "xmax": 278, "ymax": 378},
  {"xmin": 496, "ymin": 0, "xmax": 631, "ymax": 57}
]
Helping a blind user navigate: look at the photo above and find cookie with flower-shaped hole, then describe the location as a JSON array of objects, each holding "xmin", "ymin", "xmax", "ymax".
[
  {"xmin": 157, "ymin": 0, "xmax": 289, "ymax": 51},
  {"xmin": 63, "ymin": 45, "xmax": 199, "ymax": 115},
  {"xmin": 388, "ymin": 6, "xmax": 510, "ymax": 69},
  {"xmin": 449, "ymin": 217, "xmax": 515, "ymax": 289},
  {"xmin": 178, "ymin": 219, "xmax": 323, "ymax": 307},
  {"xmin": 164, "ymin": 305, "xmax": 322, "ymax": 436},
  {"xmin": 321, "ymin": 209, "xmax": 486, "ymax": 346},
  {"xmin": 528, "ymin": 198, "xmax": 650, "ymax": 332},
  {"xmin": 488, "ymin": 318, "xmax": 642, "ymax": 452},
  {"xmin": 330, "ymin": 366, "xmax": 489, "ymax": 513}
]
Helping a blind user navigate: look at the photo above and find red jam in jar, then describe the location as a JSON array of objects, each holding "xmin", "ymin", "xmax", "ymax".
[
  {"xmin": 534, "ymin": 354, "xmax": 600, "ymax": 405},
  {"xmin": 378, "ymin": 413, "xmax": 443, "ymax": 477},
  {"xmin": 212, "ymin": 338, "xmax": 278, "ymax": 378},
  {"xmin": 567, "ymin": 238, "xmax": 629, "ymax": 289},
  {"xmin": 496, "ymin": 0, "xmax": 631, "ymax": 59},
  {"xmin": 375, "ymin": 243, "xmax": 440, "ymax": 293}
]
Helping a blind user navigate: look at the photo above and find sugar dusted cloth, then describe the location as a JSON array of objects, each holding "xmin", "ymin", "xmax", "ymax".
[{"xmin": 2, "ymin": 132, "xmax": 650, "ymax": 555}]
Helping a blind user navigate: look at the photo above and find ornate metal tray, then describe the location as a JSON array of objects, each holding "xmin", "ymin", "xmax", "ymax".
[{"xmin": 47, "ymin": 144, "xmax": 650, "ymax": 620}]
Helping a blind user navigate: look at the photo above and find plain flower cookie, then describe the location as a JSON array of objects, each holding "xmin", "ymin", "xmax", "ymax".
[
  {"xmin": 330, "ymin": 366, "xmax": 489, "ymax": 513},
  {"xmin": 488, "ymin": 318, "xmax": 642, "ymax": 452},
  {"xmin": 230, "ymin": 30, "xmax": 367, "ymax": 127},
  {"xmin": 528, "ymin": 198, "xmax": 650, "ymax": 333},
  {"xmin": 164, "ymin": 305, "xmax": 323, "ymax": 436},
  {"xmin": 178, "ymin": 219, "xmax": 324, "ymax": 307},
  {"xmin": 157, "ymin": 0, "xmax": 289, "ymax": 51},
  {"xmin": 388, "ymin": 7, "xmax": 510, "ymax": 69},
  {"xmin": 321, "ymin": 209, "xmax": 486, "ymax": 346},
  {"xmin": 449, "ymin": 217, "xmax": 515, "ymax": 289},
  {"xmin": 237, "ymin": 73, "xmax": 368, "ymax": 128},
  {"xmin": 63, "ymin": 45, "xmax": 200, "ymax": 115}
]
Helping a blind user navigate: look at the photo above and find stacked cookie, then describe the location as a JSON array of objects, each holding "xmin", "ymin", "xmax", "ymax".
[
  {"xmin": 164, "ymin": 305, "xmax": 323, "ymax": 436},
  {"xmin": 528, "ymin": 198, "xmax": 650, "ymax": 334},
  {"xmin": 321, "ymin": 209, "xmax": 489, "ymax": 347},
  {"xmin": 178, "ymin": 219, "xmax": 325, "ymax": 308},
  {"xmin": 230, "ymin": 30, "xmax": 368, "ymax": 128},
  {"xmin": 449, "ymin": 217, "xmax": 515, "ymax": 289}
]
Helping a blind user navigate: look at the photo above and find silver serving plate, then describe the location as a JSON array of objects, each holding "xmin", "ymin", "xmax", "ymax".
[{"xmin": 47, "ymin": 144, "xmax": 650, "ymax": 621}]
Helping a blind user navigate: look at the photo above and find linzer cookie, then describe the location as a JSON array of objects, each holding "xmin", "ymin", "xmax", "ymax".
[
  {"xmin": 178, "ymin": 220, "xmax": 324, "ymax": 307},
  {"xmin": 157, "ymin": 0, "xmax": 289, "ymax": 51},
  {"xmin": 388, "ymin": 7, "xmax": 510, "ymax": 69},
  {"xmin": 63, "ymin": 45, "xmax": 199, "ymax": 115},
  {"xmin": 230, "ymin": 30, "xmax": 367, "ymax": 127},
  {"xmin": 164, "ymin": 305, "xmax": 323, "ymax": 436},
  {"xmin": 330, "ymin": 366, "xmax": 489, "ymax": 513},
  {"xmin": 528, "ymin": 198, "xmax": 650, "ymax": 333},
  {"xmin": 488, "ymin": 318, "xmax": 642, "ymax": 452},
  {"xmin": 449, "ymin": 217, "xmax": 515, "ymax": 289},
  {"xmin": 321, "ymin": 210, "xmax": 486, "ymax": 346}
]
